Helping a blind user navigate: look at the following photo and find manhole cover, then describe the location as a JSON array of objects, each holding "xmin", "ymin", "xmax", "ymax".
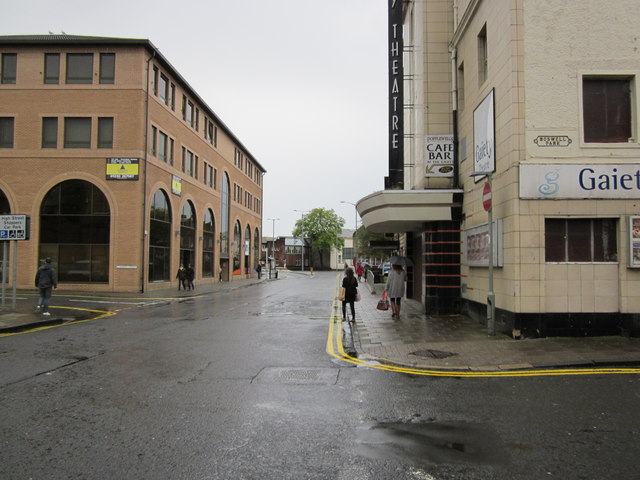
[
  {"xmin": 410, "ymin": 349, "xmax": 458, "ymax": 359},
  {"xmin": 252, "ymin": 367, "xmax": 339, "ymax": 385}
]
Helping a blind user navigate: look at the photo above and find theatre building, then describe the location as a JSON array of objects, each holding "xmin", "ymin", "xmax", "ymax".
[
  {"xmin": 0, "ymin": 35, "xmax": 264, "ymax": 292},
  {"xmin": 357, "ymin": 0, "xmax": 640, "ymax": 337}
]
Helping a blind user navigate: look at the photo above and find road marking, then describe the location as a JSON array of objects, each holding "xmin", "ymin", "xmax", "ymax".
[
  {"xmin": 0, "ymin": 306, "xmax": 116, "ymax": 338},
  {"xmin": 326, "ymin": 285, "xmax": 640, "ymax": 378}
]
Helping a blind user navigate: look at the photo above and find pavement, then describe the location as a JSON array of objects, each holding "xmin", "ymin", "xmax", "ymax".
[{"xmin": 1, "ymin": 271, "xmax": 640, "ymax": 373}]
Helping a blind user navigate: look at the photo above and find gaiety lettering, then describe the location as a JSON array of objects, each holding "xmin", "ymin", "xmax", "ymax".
[{"xmin": 579, "ymin": 167, "xmax": 640, "ymax": 191}]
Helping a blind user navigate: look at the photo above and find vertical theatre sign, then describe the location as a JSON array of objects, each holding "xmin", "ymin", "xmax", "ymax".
[{"xmin": 388, "ymin": 0, "xmax": 404, "ymax": 189}]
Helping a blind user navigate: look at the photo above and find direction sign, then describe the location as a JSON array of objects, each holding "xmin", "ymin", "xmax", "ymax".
[
  {"xmin": 0, "ymin": 214, "xmax": 30, "ymax": 241},
  {"xmin": 482, "ymin": 182, "xmax": 492, "ymax": 212}
]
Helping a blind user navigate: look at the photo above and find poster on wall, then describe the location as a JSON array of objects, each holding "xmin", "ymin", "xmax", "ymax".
[
  {"xmin": 629, "ymin": 216, "xmax": 640, "ymax": 267},
  {"xmin": 463, "ymin": 219, "xmax": 503, "ymax": 267},
  {"xmin": 425, "ymin": 134, "xmax": 454, "ymax": 177},
  {"xmin": 472, "ymin": 89, "xmax": 495, "ymax": 178}
]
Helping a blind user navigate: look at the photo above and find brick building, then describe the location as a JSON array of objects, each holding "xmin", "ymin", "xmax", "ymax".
[{"xmin": 0, "ymin": 35, "xmax": 265, "ymax": 292}]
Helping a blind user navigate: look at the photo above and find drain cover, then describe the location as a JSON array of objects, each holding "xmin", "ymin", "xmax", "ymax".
[
  {"xmin": 410, "ymin": 349, "xmax": 458, "ymax": 359},
  {"xmin": 252, "ymin": 367, "xmax": 339, "ymax": 385}
]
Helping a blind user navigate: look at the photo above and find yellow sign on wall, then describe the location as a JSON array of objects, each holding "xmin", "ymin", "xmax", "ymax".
[{"xmin": 106, "ymin": 158, "xmax": 139, "ymax": 180}]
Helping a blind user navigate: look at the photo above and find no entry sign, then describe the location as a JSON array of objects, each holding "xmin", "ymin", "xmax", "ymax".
[{"xmin": 482, "ymin": 182, "xmax": 492, "ymax": 211}]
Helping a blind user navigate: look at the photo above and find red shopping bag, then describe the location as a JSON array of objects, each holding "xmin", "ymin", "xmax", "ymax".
[{"xmin": 376, "ymin": 291, "xmax": 390, "ymax": 311}]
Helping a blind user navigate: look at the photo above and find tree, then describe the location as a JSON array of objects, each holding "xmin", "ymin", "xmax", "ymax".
[
  {"xmin": 355, "ymin": 226, "xmax": 392, "ymax": 261},
  {"xmin": 292, "ymin": 208, "xmax": 345, "ymax": 269}
]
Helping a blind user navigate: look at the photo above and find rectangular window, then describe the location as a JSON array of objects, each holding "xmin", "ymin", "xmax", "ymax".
[
  {"xmin": 151, "ymin": 126, "xmax": 157, "ymax": 156},
  {"xmin": 98, "ymin": 117, "xmax": 113, "ymax": 148},
  {"xmin": 99, "ymin": 53, "xmax": 115, "ymax": 84},
  {"xmin": 186, "ymin": 101, "xmax": 194, "ymax": 127},
  {"xmin": 170, "ymin": 83, "xmax": 176, "ymax": 110},
  {"xmin": 213, "ymin": 168, "xmax": 218, "ymax": 190},
  {"xmin": 545, "ymin": 218, "xmax": 617, "ymax": 262},
  {"xmin": 44, "ymin": 53, "xmax": 60, "ymax": 84},
  {"xmin": 64, "ymin": 117, "xmax": 91, "ymax": 148},
  {"xmin": 583, "ymin": 77, "xmax": 632, "ymax": 143},
  {"xmin": 169, "ymin": 138, "xmax": 174, "ymax": 166},
  {"xmin": 159, "ymin": 73, "xmax": 169, "ymax": 104},
  {"xmin": 195, "ymin": 107, "xmax": 199, "ymax": 131},
  {"xmin": 66, "ymin": 53, "xmax": 93, "ymax": 84},
  {"xmin": 457, "ymin": 63, "xmax": 465, "ymax": 111},
  {"xmin": 42, "ymin": 117, "xmax": 58, "ymax": 148},
  {"xmin": 477, "ymin": 24, "xmax": 487, "ymax": 85},
  {"xmin": 0, "ymin": 117, "xmax": 14, "ymax": 148},
  {"xmin": 152, "ymin": 65, "xmax": 158, "ymax": 95},
  {"xmin": 182, "ymin": 147, "xmax": 195, "ymax": 177},
  {"xmin": 1, "ymin": 53, "xmax": 17, "ymax": 84},
  {"xmin": 158, "ymin": 131, "xmax": 168, "ymax": 162}
]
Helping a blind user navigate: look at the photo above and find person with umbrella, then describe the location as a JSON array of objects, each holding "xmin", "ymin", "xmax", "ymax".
[{"xmin": 385, "ymin": 256, "xmax": 410, "ymax": 319}]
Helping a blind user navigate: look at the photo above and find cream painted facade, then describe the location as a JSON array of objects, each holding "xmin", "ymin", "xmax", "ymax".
[{"xmin": 358, "ymin": 0, "xmax": 640, "ymax": 336}]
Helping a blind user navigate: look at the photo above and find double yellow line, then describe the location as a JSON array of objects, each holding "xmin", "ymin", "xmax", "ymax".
[{"xmin": 326, "ymin": 290, "xmax": 640, "ymax": 378}]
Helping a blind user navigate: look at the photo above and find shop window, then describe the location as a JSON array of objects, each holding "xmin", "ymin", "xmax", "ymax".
[
  {"xmin": 39, "ymin": 180, "xmax": 110, "ymax": 283},
  {"xmin": 583, "ymin": 77, "xmax": 632, "ymax": 143},
  {"xmin": 202, "ymin": 209, "xmax": 215, "ymax": 278},
  {"xmin": 148, "ymin": 189, "xmax": 171, "ymax": 282},
  {"xmin": 545, "ymin": 218, "xmax": 617, "ymax": 262},
  {"xmin": 180, "ymin": 201, "xmax": 196, "ymax": 269}
]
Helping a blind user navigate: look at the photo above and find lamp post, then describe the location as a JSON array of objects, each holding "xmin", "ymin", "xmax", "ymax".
[
  {"xmin": 340, "ymin": 201, "xmax": 359, "ymax": 265},
  {"xmin": 267, "ymin": 217, "xmax": 279, "ymax": 278},
  {"xmin": 293, "ymin": 209, "xmax": 309, "ymax": 271}
]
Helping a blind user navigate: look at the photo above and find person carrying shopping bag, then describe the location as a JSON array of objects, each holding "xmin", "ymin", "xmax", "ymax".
[{"xmin": 385, "ymin": 264, "xmax": 406, "ymax": 319}]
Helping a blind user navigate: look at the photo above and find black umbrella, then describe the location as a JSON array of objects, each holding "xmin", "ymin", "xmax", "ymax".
[{"xmin": 388, "ymin": 255, "xmax": 414, "ymax": 267}]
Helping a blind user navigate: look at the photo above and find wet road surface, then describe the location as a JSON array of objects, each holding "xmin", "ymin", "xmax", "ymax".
[{"xmin": 1, "ymin": 271, "xmax": 639, "ymax": 479}]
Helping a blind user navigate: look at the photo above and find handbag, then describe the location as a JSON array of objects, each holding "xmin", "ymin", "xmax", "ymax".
[
  {"xmin": 355, "ymin": 292, "xmax": 361, "ymax": 302},
  {"xmin": 376, "ymin": 291, "xmax": 389, "ymax": 311},
  {"xmin": 338, "ymin": 287, "xmax": 346, "ymax": 301}
]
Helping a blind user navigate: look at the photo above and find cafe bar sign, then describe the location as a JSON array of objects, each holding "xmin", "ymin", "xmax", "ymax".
[{"xmin": 520, "ymin": 163, "xmax": 640, "ymax": 199}]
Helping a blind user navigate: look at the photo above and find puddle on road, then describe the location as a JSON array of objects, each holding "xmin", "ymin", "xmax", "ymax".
[{"xmin": 356, "ymin": 420, "xmax": 507, "ymax": 467}]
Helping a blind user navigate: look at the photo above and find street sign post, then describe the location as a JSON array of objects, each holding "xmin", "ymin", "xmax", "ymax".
[{"xmin": 0, "ymin": 215, "xmax": 30, "ymax": 310}]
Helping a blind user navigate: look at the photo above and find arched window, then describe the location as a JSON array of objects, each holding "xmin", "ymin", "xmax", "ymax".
[
  {"xmin": 202, "ymin": 209, "xmax": 215, "ymax": 277},
  {"xmin": 220, "ymin": 173, "xmax": 230, "ymax": 258},
  {"xmin": 149, "ymin": 189, "xmax": 171, "ymax": 282},
  {"xmin": 233, "ymin": 220, "xmax": 241, "ymax": 274},
  {"xmin": 254, "ymin": 227, "xmax": 260, "ymax": 270},
  {"xmin": 244, "ymin": 225, "xmax": 251, "ymax": 274},
  {"xmin": 40, "ymin": 180, "xmax": 110, "ymax": 283},
  {"xmin": 180, "ymin": 201, "xmax": 196, "ymax": 269}
]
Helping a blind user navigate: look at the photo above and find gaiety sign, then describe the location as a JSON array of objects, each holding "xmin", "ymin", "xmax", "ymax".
[
  {"xmin": 388, "ymin": 0, "xmax": 404, "ymax": 189},
  {"xmin": 520, "ymin": 163, "xmax": 640, "ymax": 199}
]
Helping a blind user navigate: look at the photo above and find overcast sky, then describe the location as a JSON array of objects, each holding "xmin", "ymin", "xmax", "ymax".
[{"xmin": 1, "ymin": 0, "xmax": 389, "ymax": 237}]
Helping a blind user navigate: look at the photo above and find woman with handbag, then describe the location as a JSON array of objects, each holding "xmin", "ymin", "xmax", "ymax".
[
  {"xmin": 341, "ymin": 267, "xmax": 359, "ymax": 322},
  {"xmin": 385, "ymin": 264, "xmax": 407, "ymax": 319}
]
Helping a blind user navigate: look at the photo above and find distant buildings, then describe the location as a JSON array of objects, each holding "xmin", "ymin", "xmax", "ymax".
[
  {"xmin": 0, "ymin": 35, "xmax": 265, "ymax": 292},
  {"xmin": 357, "ymin": 0, "xmax": 640, "ymax": 337}
]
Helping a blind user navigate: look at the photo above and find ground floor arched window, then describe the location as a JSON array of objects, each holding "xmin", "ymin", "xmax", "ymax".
[
  {"xmin": 180, "ymin": 200, "xmax": 196, "ymax": 269},
  {"xmin": 253, "ymin": 228, "xmax": 260, "ymax": 270},
  {"xmin": 40, "ymin": 180, "xmax": 110, "ymax": 283},
  {"xmin": 0, "ymin": 190, "xmax": 10, "ymax": 280},
  {"xmin": 149, "ymin": 189, "xmax": 171, "ymax": 282},
  {"xmin": 233, "ymin": 220, "xmax": 241, "ymax": 275},
  {"xmin": 202, "ymin": 209, "xmax": 215, "ymax": 278},
  {"xmin": 244, "ymin": 225, "xmax": 251, "ymax": 274}
]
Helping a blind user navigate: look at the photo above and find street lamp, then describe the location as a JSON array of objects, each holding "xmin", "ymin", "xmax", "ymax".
[
  {"xmin": 293, "ymin": 209, "xmax": 309, "ymax": 271},
  {"xmin": 267, "ymin": 217, "xmax": 279, "ymax": 278},
  {"xmin": 340, "ymin": 201, "xmax": 359, "ymax": 265}
]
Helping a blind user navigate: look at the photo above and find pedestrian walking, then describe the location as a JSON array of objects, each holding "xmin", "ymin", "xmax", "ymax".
[
  {"xmin": 341, "ymin": 267, "xmax": 359, "ymax": 322},
  {"xmin": 385, "ymin": 264, "xmax": 407, "ymax": 319},
  {"xmin": 256, "ymin": 263, "xmax": 262, "ymax": 279},
  {"xmin": 356, "ymin": 262, "xmax": 364, "ymax": 282},
  {"xmin": 176, "ymin": 264, "xmax": 187, "ymax": 290},
  {"xmin": 185, "ymin": 264, "xmax": 195, "ymax": 290},
  {"xmin": 35, "ymin": 257, "xmax": 57, "ymax": 316}
]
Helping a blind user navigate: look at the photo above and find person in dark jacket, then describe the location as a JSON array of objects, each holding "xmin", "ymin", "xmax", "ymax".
[
  {"xmin": 185, "ymin": 264, "xmax": 195, "ymax": 290},
  {"xmin": 35, "ymin": 257, "xmax": 57, "ymax": 316},
  {"xmin": 341, "ymin": 267, "xmax": 359, "ymax": 322},
  {"xmin": 176, "ymin": 264, "xmax": 187, "ymax": 290}
]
